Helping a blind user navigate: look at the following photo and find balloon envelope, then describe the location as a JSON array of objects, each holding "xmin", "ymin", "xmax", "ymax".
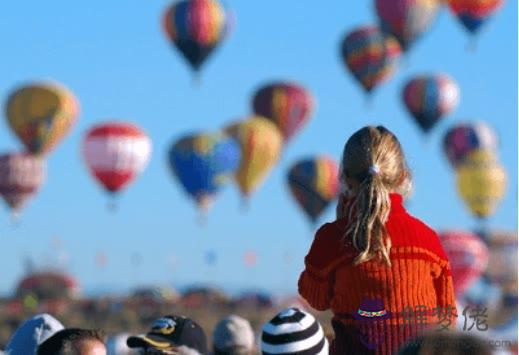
[
  {"xmin": 456, "ymin": 149, "xmax": 506, "ymax": 219},
  {"xmin": 403, "ymin": 74, "xmax": 460, "ymax": 134},
  {"xmin": 443, "ymin": 122, "xmax": 498, "ymax": 168},
  {"xmin": 440, "ymin": 230, "xmax": 489, "ymax": 297},
  {"xmin": 375, "ymin": 0, "xmax": 439, "ymax": 51},
  {"xmin": 340, "ymin": 26, "xmax": 401, "ymax": 93},
  {"xmin": 163, "ymin": 0, "xmax": 230, "ymax": 72},
  {"xmin": 0, "ymin": 153, "xmax": 45, "ymax": 213},
  {"xmin": 168, "ymin": 132, "xmax": 241, "ymax": 210},
  {"xmin": 287, "ymin": 156, "xmax": 339, "ymax": 223},
  {"xmin": 5, "ymin": 82, "xmax": 79, "ymax": 155},
  {"xmin": 252, "ymin": 82, "xmax": 314, "ymax": 141},
  {"xmin": 447, "ymin": 0, "xmax": 503, "ymax": 34},
  {"xmin": 225, "ymin": 117, "xmax": 283, "ymax": 197},
  {"xmin": 82, "ymin": 122, "xmax": 152, "ymax": 194}
]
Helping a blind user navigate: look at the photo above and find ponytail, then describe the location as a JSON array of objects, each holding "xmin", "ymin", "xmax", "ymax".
[{"xmin": 345, "ymin": 170, "xmax": 392, "ymax": 266}]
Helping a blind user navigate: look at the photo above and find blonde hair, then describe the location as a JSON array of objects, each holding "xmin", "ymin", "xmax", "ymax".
[{"xmin": 340, "ymin": 126, "xmax": 411, "ymax": 266}]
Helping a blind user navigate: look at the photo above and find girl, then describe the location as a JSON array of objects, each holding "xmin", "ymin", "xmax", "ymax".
[{"xmin": 298, "ymin": 126, "xmax": 456, "ymax": 355}]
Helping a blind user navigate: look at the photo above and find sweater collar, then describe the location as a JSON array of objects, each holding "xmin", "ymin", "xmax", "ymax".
[{"xmin": 388, "ymin": 193, "xmax": 405, "ymax": 215}]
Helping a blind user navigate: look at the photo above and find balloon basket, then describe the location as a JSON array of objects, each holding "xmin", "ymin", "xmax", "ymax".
[
  {"xmin": 197, "ymin": 211, "xmax": 208, "ymax": 227},
  {"xmin": 9, "ymin": 212, "xmax": 20, "ymax": 228},
  {"xmin": 107, "ymin": 199, "xmax": 118, "ymax": 213},
  {"xmin": 467, "ymin": 38, "xmax": 478, "ymax": 53},
  {"xmin": 240, "ymin": 197, "xmax": 250, "ymax": 213}
]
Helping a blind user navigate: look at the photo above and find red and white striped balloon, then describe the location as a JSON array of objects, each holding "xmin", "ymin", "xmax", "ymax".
[
  {"xmin": 82, "ymin": 122, "xmax": 151, "ymax": 194},
  {"xmin": 440, "ymin": 230, "xmax": 489, "ymax": 298},
  {"xmin": 0, "ymin": 153, "xmax": 45, "ymax": 213}
]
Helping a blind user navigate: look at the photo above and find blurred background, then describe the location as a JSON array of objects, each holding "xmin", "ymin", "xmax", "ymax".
[{"xmin": 0, "ymin": 0, "xmax": 516, "ymax": 351}]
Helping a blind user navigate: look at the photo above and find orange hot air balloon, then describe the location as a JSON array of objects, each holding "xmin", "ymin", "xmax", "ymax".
[
  {"xmin": 5, "ymin": 82, "xmax": 79, "ymax": 155},
  {"xmin": 225, "ymin": 117, "xmax": 283, "ymax": 199}
]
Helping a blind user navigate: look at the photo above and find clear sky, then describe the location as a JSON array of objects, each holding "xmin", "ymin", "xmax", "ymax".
[{"xmin": 0, "ymin": 0, "xmax": 516, "ymax": 297}]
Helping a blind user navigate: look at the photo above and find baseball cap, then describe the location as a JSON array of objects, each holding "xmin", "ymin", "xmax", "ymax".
[
  {"xmin": 127, "ymin": 315, "xmax": 207, "ymax": 354},
  {"xmin": 213, "ymin": 315, "xmax": 255, "ymax": 353}
]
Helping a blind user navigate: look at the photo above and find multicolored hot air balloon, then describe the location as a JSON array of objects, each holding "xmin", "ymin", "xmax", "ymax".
[
  {"xmin": 456, "ymin": 149, "xmax": 506, "ymax": 219},
  {"xmin": 375, "ymin": 0, "xmax": 439, "ymax": 51},
  {"xmin": 402, "ymin": 74, "xmax": 460, "ymax": 134},
  {"xmin": 447, "ymin": 0, "xmax": 503, "ymax": 35},
  {"xmin": 5, "ymin": 82, "xmax": 79, "ymax": 155},
  {"xmin": 0, "ymin": 153, "xmax": 45, "ymax": 215},
  {"xmin": 225, "ymin": 117, "xmax": 283, "ymax": 199},
  {"xmin": 440, "ymin": 230, "xmax": 489, "ymax": 297},
  {"xmin": 82, "ymin": 122, "xmax": 152, "ymax": 199},
  {"xmin": 340, "ymin": 26, "xmax": 401, "ymax": 94},
  {"xmin": 287, "ymin": 156, "xmax": 339, "ymax": 224},
  {"xmin": 168, "ymin": 132, "xmax": 241, "ymax": 211},
  {"xmin": 443, "ymin": 122, "xmax": 498, "ymax": 168},
  {"xmin": 162, "ymin": 0, "xmax": 231, "ymax": 73},
  {"xmin": 251, "ymin": 82, "xmax": 314, "ymax": 141}
]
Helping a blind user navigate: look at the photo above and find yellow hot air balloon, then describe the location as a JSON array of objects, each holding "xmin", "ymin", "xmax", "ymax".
[
  {"xmin": 456, "ymin": 149, "xmax": 507, "ymax": 219},
  {"xmin": 225, "ymin": 116, "xmax": 283, "ymax": 198},
  {"xmin": 5, "ymin": 82, "xmax": 79, "ymax": 155}
]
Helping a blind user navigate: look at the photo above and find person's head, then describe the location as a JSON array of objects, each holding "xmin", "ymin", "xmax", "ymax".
[
  {"xmin": 398, "ymin": 331, "xmax": 492, "ymax": 355},
  {"xmin": 213, "ymin": 315, "xmax": 255, "ymax": 355},
  {"xmin": 340, "ymin": 125, "xmax": 411, "ymax": 266},
  {"xmin": 261, "ymin": 308, "xmax": 328, "ymax": 355},
  {"xmin": 6, "ymin": 313, "xmax": 64, "ymax": 354},
  {"xmin": 127, "ymin": 315, "xmax": 208, "ymax": 355},
  {"xmin": 37, "ymin": 328, "xmax": 106, "ymax": 355}
]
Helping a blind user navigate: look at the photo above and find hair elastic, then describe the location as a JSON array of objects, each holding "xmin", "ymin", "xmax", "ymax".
[{"xmin": 368, "ymin": 165, "xmax": 380, "ymax": 175}]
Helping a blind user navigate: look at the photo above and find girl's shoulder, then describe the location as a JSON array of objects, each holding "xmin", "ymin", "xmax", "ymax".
[
  {"xmin": 387, "ymin": 212, "xmax": 448, "ymax": 260},
  {"xmin": 305, "ymin": 220, "xmax": 356, "ymax": 269}
]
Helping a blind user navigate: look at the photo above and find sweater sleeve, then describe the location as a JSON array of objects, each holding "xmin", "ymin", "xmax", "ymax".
[{"xmin": 298, "ymin": 223, "xmax": 349, "ymax": 311}]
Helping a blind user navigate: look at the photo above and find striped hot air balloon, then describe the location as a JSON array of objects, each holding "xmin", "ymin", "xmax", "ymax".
[
  {"xmin": 82, "ymin": 122, "xmax": 151, "ymax": 201},
  {"xmin": 447, "ymin": 0, "xmax": 504, "ymax": 35},
  {"xmin": 287, "ymin": 156, "xmax": 339, "ymax": 224},
  {"xmin": 0, "ymin": 153, "xmax": 45, "ymax": 215},
  {"xmin": 340, "ymin": 26, "xmax": 401, "ymax": 94},
  {"xmin": 440, "ymin": 230, "xmax": 489, "ymax": 297},
  {"xmin": 402, "ymin": 74, "xmax": 460, "ymax": 134},
  {"xmin": 225, "ymin": 117, "xmax": 283, "ymax": 199},
  {"xmin": 456, "ymin": 149, "xmax": 506, "ymax": 219},
  {"xmin": 375, "ymin": 0, "xmax": 440, "ymax": 51},
  {"xmin": 252, "ymin": 82, "xmax": 314, "ymax": 141},
  {"xmin": 162, "ymin": 0, "xmax": 232, "ymax": 73},
  {"xmin": 5, "ymin": 82, "xmax": 79, "ymax": 155},
  {"xmin": 443, "ymin": 121, "xmax": 498, "ymax": 168},
  {"xmin": 168, "ymin": 131, "xmax": 241, "ymax": 211}
]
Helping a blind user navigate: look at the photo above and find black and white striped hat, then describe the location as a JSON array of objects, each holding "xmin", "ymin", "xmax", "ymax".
[{"xmin": 261, "ymin": 308, "xmax": 328, "ymax": 355}]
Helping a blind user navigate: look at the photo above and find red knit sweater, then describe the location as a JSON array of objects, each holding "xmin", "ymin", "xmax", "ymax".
[{"xmin": 298, "ymin": 194, "xmax": 457, "ymax": 355}]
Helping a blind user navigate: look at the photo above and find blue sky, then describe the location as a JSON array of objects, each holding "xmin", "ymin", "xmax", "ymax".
[{"xmin": 0, "ymin": 0, "xmax": 516, "ymax": 296}]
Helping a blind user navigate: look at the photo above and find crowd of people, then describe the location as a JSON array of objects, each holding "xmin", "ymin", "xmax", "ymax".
[{"xmin": 1, "ymin": 308, "xmax": 499, "ymax": 354}]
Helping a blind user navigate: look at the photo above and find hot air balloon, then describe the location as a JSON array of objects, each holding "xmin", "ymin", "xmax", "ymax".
[
  {"xmin": 440, "ymin": 230, "xmax": 489, "ymax": 297},
  {"xmin": 0, "ymin": 153, "xmax": 45, "ymax": 216},
  {"xmin": 82, "ymin": 122, "xmax": 152, "ymax": 204},
  {"xmin": 162, "ymin": 0, "xmax": 231, "ymax": 75},
  {"xmin": 443, "ymin": 122, "xmax": 498, "ymax": 168},
  {"xmin": 402, "ymin": 74, "xmax": 460, "ymax": 134},
  {"xmin": 447, "ymin": 0, "xmax": 503, "ymax": 35},
  {"xmin": 225, "ymin": 117, "xmax": 283, "ymax": 200},
  {"xmin": 340, "ymin": 26, "xmax": 401, "ymax": 94},
  {"xmin": 168, "ymin": 132, "xmax": 241, "ymax": 212},
  {"xmin": 251, "ymin": 82, "xmax": 314, "ymax": 141},
  {"xmin": 287, "ymin": 156, "xmax": 339, "ymax": 224},
  {"xmin": 375, "ymin": 0, "xmax": 440, "ymax": 51},
  {"xmin": 456, "ymin": 149, "xmax": 506, "ymax": 219},
  {"xmin": 5, "ymin": 82, "xmax": 79, "ymax": 155}
]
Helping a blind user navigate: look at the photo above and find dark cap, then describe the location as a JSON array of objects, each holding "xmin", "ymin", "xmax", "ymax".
[{"xmin": 127, "ymin": 315, "xmax": 208, "ymax": 354}]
